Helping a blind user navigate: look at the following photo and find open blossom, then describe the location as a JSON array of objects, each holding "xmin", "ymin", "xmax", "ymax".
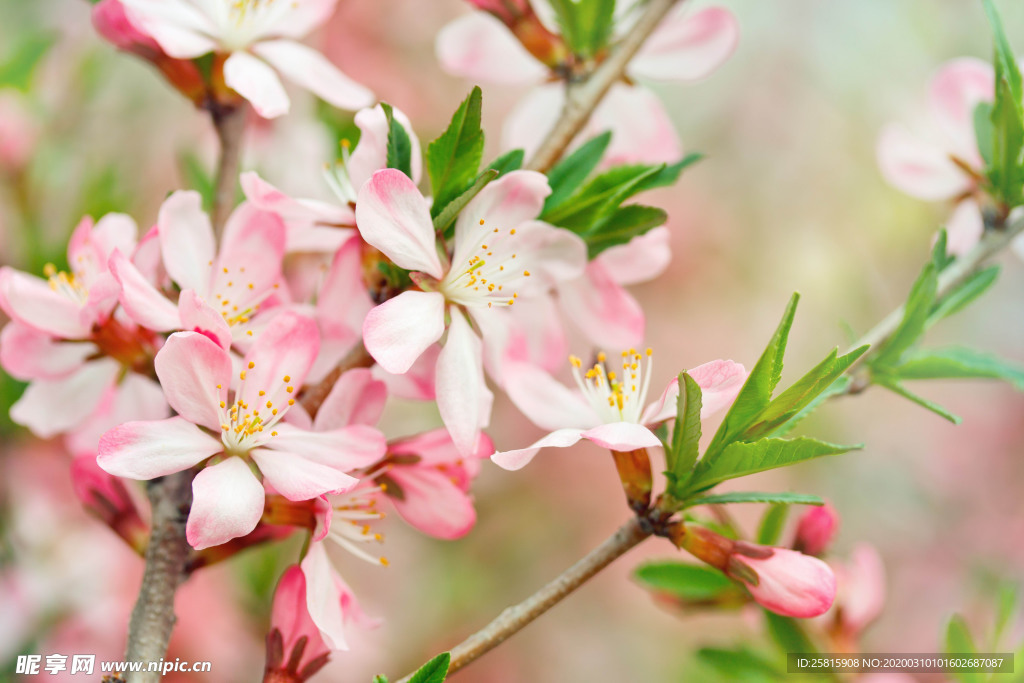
[
  {"xmin": 98, "ymin": 312, "xmax": 386, "ymax": 549},
  {"xmin": 437, "ymin": 1, "xmax": 738, "ymax": 164},
  {"xmin": 355, "ymin": 168, "xmax": 586, "ymax": 455},
  {"xmin": 829, "ymin": 544, "xmax": 886, "ymax": 645},
  {"xmin": 491, "ymin": 352, "xmax": 747, "ymax": 470},
  {"xmin": 121, "ymin": 0, "xmax": 374, "ymax": 118},
  {"xmin": 110, "ymin": 190, "xmax": 287, "ymax": 349}
]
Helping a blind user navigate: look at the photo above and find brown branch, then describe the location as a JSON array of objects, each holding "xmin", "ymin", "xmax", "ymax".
[
  {"xmin": 525, "ymin": 0, "xmax": 683, "ymax": 173},
  {"xmin": 123, "ymin": 471, "xmax": 193, "ymax": 683},
  {"xmin": 298, "ymin": 342, "xmax": 375, "ymax": 419},
  {"xmin": 210, "ymin": 103, "xmax": 248, "ymax": 233},
  {"xmin": 394, "ymin": 517, "xmax": 650, "ymax": 682}
]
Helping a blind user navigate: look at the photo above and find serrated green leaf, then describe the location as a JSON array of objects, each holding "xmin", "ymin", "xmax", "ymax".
[
  {"xmin": 427, "ymin": 87, "xmax": 484, "ymax": 218},
  {"xmin": 946, "ymin": 615, "xmax": 982, "ymax": 683},
  {"xmin": 545, "ymin": 132, "xmax": 612, "ymax": 211},
  {"xmin": 764, "ymin": 612, "xmax": 818, "ymax": 656},
  {"xmin": 927, "ymin": 265, "xmax": 1000, "ymax": 327},
  {"xmin": 434, "ymin": 169, "xmax": 498, "ymax": 235},
  {"xmin": 408, "ymin": 652, "xmax": 450, "ymax": 683},
  {"xmin": 744, "ymin": 345, "xmax": 868, "ymax": 440},
  {"xmin": 682, "ymin": 492, "xmax": 823, "ymax": 508},
  {"xmin": 874, "ymin": 374, "xmax": 961, "ymax": 424},
  {"xmin": 703, "ymin": 294, "xmax": 800, "ymax": 462},
  {"xmin": 0, "ymin": 34, "xmax": 55, "ymax": 91},
  {"xmin": 634, "ymin": 561, "xmax": 737, "ymax": 602},
  {"xmin": 871, "ymin": 262, "xmax": 937, "ymax": 369},
  {"xmin": 542, "ymin": 164, "xmax": 662, "ymax": 229},
  {"xmin": 584, "ymin": 204, "xmax": 666, "ymax": 257},
  {"xmin": 756, "ymin": 503, "xmax": 790, "ymax": 546},
  {"xmin": 684, "ymin": 437, "xmax": 858, "ymax": 496},
  {"xmin": 975, "ymin": 101, "xmax": 995, "ymax": 168},
  {"xmin": 697, "ymin": 647, "xmax": 786, "ymax": 681},
  {"xmin": 485, "ymin": 148, "xmax": 524, "ymax": 178},
  {"xmin": 893, "ymin": 346, "xmax": 1024, "ymax": 390},
  {"xmin": 381, "ymin": 103, "xmax": 413, "ymax": 179},
  {"xmin": 667, "ymin": 372, "xmax": 703, "ymax": 494},
  {"xmin": 767, "ymin": 376, "xmax": 851, "ymax": 439}
]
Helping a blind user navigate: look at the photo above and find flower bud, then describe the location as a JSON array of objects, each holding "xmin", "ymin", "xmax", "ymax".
[
  {"xmin": 793, "ymin": 502, "xmax": 839, "ymax": 556},
  {"xmin": 265, "ymin": 567, "xmax": 331, "ymax": 683},
  {"xmin": 729, "ymin": 546, "xmax": 837, "ymax": 618},
  {"xmin": 70, "ymin": 454, "xmax": 148, "ymax": 553},
  {"xmin": 467, "ymin": 0, "xmax": 568, "ymax": 68}
]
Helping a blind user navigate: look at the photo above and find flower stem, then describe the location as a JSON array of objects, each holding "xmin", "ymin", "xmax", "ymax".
[{"xmin": 210, "ymin": 103, "xmax": 248, "ymax": 233}]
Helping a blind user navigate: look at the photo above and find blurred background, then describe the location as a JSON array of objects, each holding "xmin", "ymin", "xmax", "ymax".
[{"xmin": 1, "ymin": 0, "xmax": 1022, "ymax": 681}]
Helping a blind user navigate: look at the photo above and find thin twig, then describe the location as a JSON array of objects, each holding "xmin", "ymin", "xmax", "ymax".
[
  {"xmin": 395, "ymin": 518, "xmax": 650, "ymax": 682},
  {"xmin": 299, "ymin": 342, "xmax": 375, "ymax": 419},
  {"xmin": 525, "ymin": 0, "xmax": 683, "ymax": 173},
  {"xmin": 210, "ymin": 103, "xmax": 248, "ymax": 233}
]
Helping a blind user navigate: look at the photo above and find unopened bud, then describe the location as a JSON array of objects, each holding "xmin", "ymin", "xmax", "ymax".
[
  {"xmin": 729, "ymin": 546, "xmax": 837, "ymax": 619},
  {"xmin": 70, "ymin": 455, "xmax": 148, "ymax": 553},
  {"xmin": 793, "ymin": 502, "xmax": 839, "ymax": 556},
  {"xmin": 611, "ymin": 448, "xmax": 652, "ymax": 513}
]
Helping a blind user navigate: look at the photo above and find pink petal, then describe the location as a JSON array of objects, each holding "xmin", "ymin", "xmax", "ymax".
[
  {"xmin": 251, "ymin": 448, "xmax": 358, "ymax": 501},
  {"xmin": 272, "ymin": 0, "xmax": 339, "ymax": 38},
  {"xmin": 928, "ymin": 57, "xmax": 994, "ymax": 164},
  {"xmin": 300, "ymin": 542, "xmax": 350, "ymax": 650},
  {"xmin": 240, "ymin": 311, "xmax": 320, "ymax": 413},
  {"xmin": 314, "ymin": 368, "xmax": 387, "ymax": 430},
  {"xmin": 595, "ymin": 226, "xmax": 671, "ymax": 285},
  {"xmin": 121, "ymin": 0, "xmax": 219, "ymax": 58},
  {"xmin": 98, "ymin": 416, "xmax": 223, "ymax": 480},
  {"xmin": 436, "ymin": 312, "xmax": 492, "ymax": 456},
  {"xmin": 632, "ymin": 6, "xmax": 739, "ymax": 82},
  {"xmin": 354, "ymin": 170, "xmax": 443, "ymax": 278},
  {"xmin": 348, "ymin": 104, "xmax": 423, "ymax": 188},
  {"xmin": 0, "ymin": 267, "xmax": 92, "ymax": 338},
  {"xmin": 263, "ymin": 423, "xmax": 385, "ymax": 470},
  {"xmin": 0, "ymin": 322, "xmax": 95, "ymax": 380},
  {"xmin": 362, "ymin": 290, "xmax": 446, "ymax": 374},
  {"xmin": 590, "ymin": 83, "xmax": 682, "ymax": 166},
  {"xmin": 178, "ymin": 289, "xmax": 232, "ymax": 350},
  {"xmin": 558, "ymin": 260, "xmax": 645, "ymax": 350},
  {"xmin": 387, "ymin": 467, "xmax": 476, "ymax": 539},
  {"xmin": 211, "ymin": 202, "xmax": 287, "ymax": 307},
  {"xmin": 253, "ymin": 39, "xmax": 374, "ymax": 112},
  {"xmin": 945, "ymin": 199, "xmax": 984, "ymax": 257},
  {"xmin": 224, "ymin": 51, "xmax": 291, "ymax": 119},
  {"xmin": 90, "ymin": 212, "xmax": 139, "ymax": 263},
  {"xmin": 187, "ymin": 456, "xmax": 266, "ymax": 549},
  {"xmin": 501, "ymin": 83, "xmax": 563, "ymax": 161},
  {"xmin": 435, "ymin": 12, "xmax": 547, "ymax": 85},
  {"xmin": 640, "ymin": 359, "xmax": 748, "ymax": 424},
  {"xmin": 738, "ymin": 548, "xmax": 836, "ymax": 618},
  {"xmin": 158, "ymin": 190, "xmax": 215, "ymax": 294},
  {"xmin": 10, "ymin": 358, "xmax": 120, "ymax": 438},
  {"xmin": 502, "ymin": 359, "xmax": 600, "ymax": 431},
  {"xmin": 65, "ymin": 373, "xmax": 170, "ymax": 457},
  {"xmin": 582, "ymin": 421, "xmax": 662, "ymax": 451},
  {"xmin": 316, "ymin": 235, "xmax": 374, "ymax": 354},
  {"xmin": 390, "ymin": 426, "xmax": 494, "ymax": 466},
  {"xmin": 490, "ymin": 427, "xmax": 585, "ymax": 471},
  {"xmin": 109, "ymin": 249, "xmax": 179, "ymax": 331},
  {"xmin": 240, "ymin": 171, "xmax": 353, "ymax": 228},
  {"xmin": 876, "ymin": 123, "xmax": 971, "ymax": 200},
  {"xmin": 270, "ymin": 566, "xmax": 330, "ymax": 671},
  {"xmin": 371, "ymin": 343, "xmax": 440, "ymax": 400},
  {"xmin": 477, "ymin": 296, "xmax": 568, "ymax": 380},
  {"xmin": 454, "ymin": 171, "xmax": 551, "ymax": 262},
  {"xmin": 837, "ymin": 543, "xmax": 887, "ymax": 635},
  {"xmin": 511, "ymin": 220, "xmax": 588, "ymax": 293},
  {"xmin": 154, "ymin": 331, "xmax": 231, "ymax": 431}
]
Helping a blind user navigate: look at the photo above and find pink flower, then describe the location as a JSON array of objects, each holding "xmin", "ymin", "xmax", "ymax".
[
  {"xmin": 0, "ymin": 92, "xmax": 38, "ymax": 169},
  {"xmin": 729, "ymin": 546, "xmax": 837, "ymax": 619},
  {"xmin": 121, "ymin": 0, "xmax": 374, "ymax": 118},
  {"xmin": 98, "ymin": 311, "xmax": 386, "ymax": 549},
  {"xmin": 491, "ymin": 353, "xmax": 746, "ymax": 470},
  {"xmin": 355, "ymin": 168, "xmax": 586, "ymax": 455},
  {"xmin": 70, "ymin": 454, "xmax": 148, "ymax": 552},
  {"xmin": 437, "ymin": 2, "xmax": 738, "ymax": 164},
  {"xmin": 110, "ymin": 191, "xmax": 287, "ymax": 349},
  {"xmin": 792, "ymin": 502, "xmax": 839, "ymax": 556},
  {"xmin": 832, "ymin": 544, "xmax": 886, "ymax": 639}
]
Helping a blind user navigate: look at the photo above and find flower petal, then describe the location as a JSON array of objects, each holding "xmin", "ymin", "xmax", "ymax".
[
  {"xmin": 945, "ymin": 199, "xmax": 984, "ymax": 257},
  {"xmin": 387, "ymin": 467, "xmax": 476, "ymax": 539},
  {"xmin": 876, "ymin": 123, "xmax": 970, "ymax": 200},
  {"xmin": 109, "ymin": 249, "xmax": 180, "ymax": 331},
  {"xmin": 240, "ymin": 171, "xmax": 354, "ymax": 228},
  {"xmin": 241, "ymin": 310, "xmax": 321, "ymax": 411},
  {"xmin": 65, "ymin": 373, "xmax": 170, "ymax": 457},
  {"xmin": 632, "ymin": 6, "xmax": 739, "ymax": 82},
  {"xmin": 10, "ymin": 358, "xmax": 120, "ymax": 438},
  {"xmin": 253, "ymin": 39, "xmax": 374, "ymax": 112},
  {"xmin": 158, "ymin": 190, "xmax": 215, "ymax": 294},
  {"xmin": 154, "ymin": 331, "xmax": 232, "ymax": 431},
  {"xmin": 251, "ymin": 448, "xmax": 358, "ymax": 501},
  {"xmin": 187, "ymin": 456, "xmax": 266, "ymax": 549},
  {"xmin": 928, "ymin": 57, "xmax": 994, "ymax": 164},
  {"xmin": 490, "ymin": 427, "xmax": 585, "ymax": 471},
  {"xmin": 501, "ymin": 359, "xmax": 600, "ymax": 431},
  {"xmin": 98, "ymin": 416, "xmax": 223, "ymax": 480},
  {"xmin": 435, "ymin": 11, "xmax": 547, "ymax": 85},
  {"xmin": 300, "ymin": 542, "xmax": 349, "ymax": 650},
  {"xmin": 502, "ymin": 83, "xmax": 563, "ymax": 161},
  {"xmin": 314, "ymin": 368, "xmax": 387, "ymax": 430},
  {"xmin": 453, "ymin": 171, "xmax": 552, "ymax": 262},
  {"xmin": 0, "ymin": 267, "xmax": 91, "ymax": 338},
  {"xmin": 641, "ymin": 359, "xmax": 748, "ymax": 424},
  {"xmin": 264, "ymin": 423, "xmax": 385, "ymax": 470},
  {"xmin": 355, "ymin": 169, "xmax": 443, "ymax": 278},
  {"xmin": 590, "ymin": 83, "xmax": 682, "ymax": 166},
  {"xmin": 558, "ymin": 260, "xmax": 645, "ymax": 351},
  {"xmin": 436, "ymin": 311, "xmax": 492, "ymax": 456},
  {"xmin": 362, "ymin": 290, "xmax": 446, "ymax": 374},
  {"xmin": 224, "ymin": 51, "xmax": 291, "ymax": 119},
  {"xmin": 210, "ymin": 201, "xmax": 287, "ymax": 306},
  {"xmin": 0, "ymin": 322, "xmax": 95, "ymax": 381},
  {"xmin": 272, "ymin": 0, "xmax": 338, "ymax": 38},
  {"xmin": 347, "ymin": 104, "xmax": 423, "ymax": 188},
  {"xmin": 582, "ymin": 421, "xmax": 662, "ymax": 451},
  {"xmin": 121, "ymin": 0, "xmax": 219, "ymax": 58},
  {"xmin": 594, "ymin": 226, "xmax": 671, "ymax": 285},
  {"xmin": 178, "ymin": 289, "xmax": 233, "ymax": 350}
]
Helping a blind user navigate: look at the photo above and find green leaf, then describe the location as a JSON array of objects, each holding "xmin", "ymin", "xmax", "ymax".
[
  {"xmin": 683, "ymin": 437, "xmax": 859, "ymax": 496},
  {"xmin": 547, "ymin": 0, "xmax": 617, "ymax": 58},
  {"xmin": 767, "ymin": 376, "xmax": 851, "ymax": 439},
  {"xmin": 633, "ymin": 561, "xmax": 738, "ymax": 602},
  {"xmin": 682, "ymin": 492, "xmax": 823, "ymax": 508},
  {"xmin": 895, "ymin": 346, "xmax": 1024, "ymax": 389},
  {"xmin": 544, "ymin": 132, "xmax": 612, "ymax": 212},
  {"xmin": 584, "ymin": 204, "xmax": 666, "ymax": 257},
  {"xmin": 945, "ymin": 615, "xmax": 982, "ymax": 683},
  {"xmin": 764, "ymin": 612, "xmax": 818, "ymax": 656},
  {"xmin": 744, "ymin": 345, "xmax": 868, "ymax": 440},
  {"xmin": 0, "ymin": 34, "xmax": 56, "ymax": 91},
  {"xmin": 427, "ymin": 87, "xmax": 484, "ymax": 218},
  {"xmin": 696, "ymin": 647, "xmax": 786, "ymax": 681},
  {"xmin": 975, "ymin": 101, "xmax": 995, "ymax": 169},
  {"xmin": 373, "ymin": 676, "xmax": 389, "ymax": 683},
  {"xmin": 927, "ymin": 265, "xmax": 999, "ymax": 327},
  {"xmin": 666, "ymin": 372, "xmax": 703, "ymax": 495},
  {"xmin": 703, "ymin": 294, "xmax": 800, "ymax": 462},
  {"xmin": 381, "ymin": 103, "xmax": 413, "ymax": 179},
  {"xmin": 932, "ymin": 228, "xmax": 955, "ymax": 271},
  {"xmin": 756, "ymin": 503, "xmax": 790, "ymax": 546},
  {"xmin": 408, "ymin": 652, "xmax": 450, "ymax": 683},
  {"xmin": 874, "ymin": 374, "xmax": 961, "ymax": 424},
  {"xmin": 433, "ymin": 169, "xmax": 499, "ymax": 235},
  {"xmin": 983, "ymin": 0, "xmax": 1024, "ymax": 206},
  {"xmin": 994, "ymin": 582, "xmax": 1019, "ymax": 648},
  {"xmin": 484, "ymin": 149, "xmax": 524, "ymax": 178},
  {"xmin": 871, "ymin": 262, "xmax": 937, "ymax": 369}
]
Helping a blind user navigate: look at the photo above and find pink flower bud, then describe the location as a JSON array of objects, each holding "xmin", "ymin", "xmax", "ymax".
[
  {"xmin": 729, "ymin": 547, "xmax": 837, "ymax": 618},
  {"xmin": 266, "ymin": 566, "xmax": 331, "ymax": 683},
  {"xmin": 92, "ymin": 0, "xmax": 161, "ymax": 54},
  {"xmin": 793, "ymin": 502, "xmax": 839, "ymax": 556},
  {"xmin": 70, "ymin": 454, "xmax": 148, "ymax": 552},
  {"xmin": 468, "ymin": 0, "xmax": 531, "ymax": 22}
]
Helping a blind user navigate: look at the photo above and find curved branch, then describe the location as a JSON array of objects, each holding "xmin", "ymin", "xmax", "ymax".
[{"xmin": 210, "ymin": 103, "xmax": 248, "ymax": 233}]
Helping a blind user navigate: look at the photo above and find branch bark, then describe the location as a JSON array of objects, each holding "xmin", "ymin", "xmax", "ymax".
[
  {"xmin": 395, "ymin": 517, "xmax": 650, "ymax": 682},
  {"xmin": 525, "ymin": 0, "xmax": 683, "ymax": 173},
  {"xmin": 210, "ymin": 103, "xmax": 248, "ymax": 233}
]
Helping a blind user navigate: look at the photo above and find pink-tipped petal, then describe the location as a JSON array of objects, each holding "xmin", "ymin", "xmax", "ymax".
[
  {"xmin": 355, "ymin": 170, "xmax": 443, "ymax": 278},
  {"xmin": 837, "ymin": 543, "xmax": 887, "ymax": 635},
  {"xmin": 387, "ymin": 467, "xmax": 476, "ymax": 539},
  {"xmin": 254, "ymin": 39, "xmax": 374, "ymax": 112},
  {"xmin": 362, "ymin": 290, "xmax": 446, "ymax": 374},
  {"xmin": 0, "ymin": 322, "xmax": 95, "ymax": 381},
  {"xmin": 154, "ymin": 331, "xmax": 231, "ymax": 431},
  {"xmin": 632, "ymin": 6, "xmax": 739, "ymax": 82},
  {"xmin": 316, "ymin": 235, "xmax": 374, "ymax": 351},
  {"xmin": 501, "ymin": 83, "xmax": 563, "ymax": 161},
  {"xmin": 595, "ymin": 226, "xmax": 671, "ymax": 285},
  {"xmin": 121, "ymin": 0, "xmax": 219, "ymax": 58},
  {"xmin": 582, "ymin": 421, "xmax": 662, "ymax": 451},
  {"xmin": 928, "ymin": 57, "xmax": 994, "ymax": 164},
  {"xmin": 263, "ymin": 423, "xmax": 385, "ymax": 470},
  {"xmin": 178, "ymin": 289, "xmax": 232, "ymax": 350},
  {"xmin": 314, "ymin": 368, "xmax": 387, "ymax": 430},
  {"xmin": 187, "ymin": 456, "xmax": 266, "ymax": 549},
  {"xmin": 876, "ymin": 123, "xmax": 971, "ymax": 200},
  {"xmin": 211, "ymin": 202, "xmax": 286, "ymax": 305},
  {"xmin": 65, "ymin": 373, "xmax": 170, "ymax": 457},
  {"xmin": 269, "ymin": 566, "xmax": 330, "ymax": 672},
  {"xmin": 273, "ymin": 0, "xmax": 339, "ymax": 38},
  {"xmin": 390, "ymin": 426, "xmax": 493, "ymax": 466},
  {"xmin": 490, "ymin": 427, "xmax": 585, "ymax": 471},
  {"xmin": 158, "ymin": 190, "xmax": 216, "ymax": 294},
  {"xmin": 502, "ymin": 360, "xmax": 600, "ymax": 431},
  {"xmin": 436, "ymin": 312, "xmax": 491, "ymax": 456},
  {"xmin": 241, "ymin": 311, "xmax": 320, "ymax": 411},
  {"xmin": 0, "ymin": 268, "xmax": 91, "ymax": 338},
  {"xmin": 10, "ymin": 358, "xmax": 120, "ymax": 438},
  {"xmin": 251, "ymin": 448, "xmax": 359, "ymax": 501},
  {"xmin": 454, "ymin": 171, "xmax": 552, "ymax": 261},
  {"xmin": 494, "ymin": 220, "xmax": 587, "ymax": 294},
  {"xmin": 98, "ymin": 416, "xmax": 223, "ymax": 480},
  {"xmin": 241, "ymin": 171, "xmax": 353, "ymax": 227},
  {"xmin": 640, "ymin": 359, "xmax": 747, "ymax": 425},
  {"xmin": 591, "ymin": 83, "xmax": 682, "ymax": 166},
  {"xmin": 436, "ymin": 12, "xmax": 547, "ymax": 85},
  {"xmin": 300, "ymin": 542, "xmax": 350, "ymax": 650},
  {"xmin": 109, "ymin": 249, "xmax": 179, "ymax": 331},
  {"xmin": 224, "ymin": 51, "xmax": 291, "ymax": 119},
  {"xmin": 559, "ymin": 260, "xmax": 646, "ymax": 350}
]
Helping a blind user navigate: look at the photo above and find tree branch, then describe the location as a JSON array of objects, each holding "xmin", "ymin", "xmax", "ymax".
[
  {"xmin": 210, "ymin": 103, "xmax": 248, "ymax": 233},
  {"xmin": 298, "ymin": 342, "xmax": 375, "ymax": 419},
  {"xmin": 394, "ymin": 517, "xmax": 650, "ymax": 682},
  {"xmin": 525, "ymin": 0, "xmax": 683, "ymax": 173}
]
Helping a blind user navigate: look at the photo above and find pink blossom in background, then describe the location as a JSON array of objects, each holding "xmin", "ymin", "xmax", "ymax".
[{"xmin": 0, "ymin": 91, "xmax": 38, "ymax": 169}]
